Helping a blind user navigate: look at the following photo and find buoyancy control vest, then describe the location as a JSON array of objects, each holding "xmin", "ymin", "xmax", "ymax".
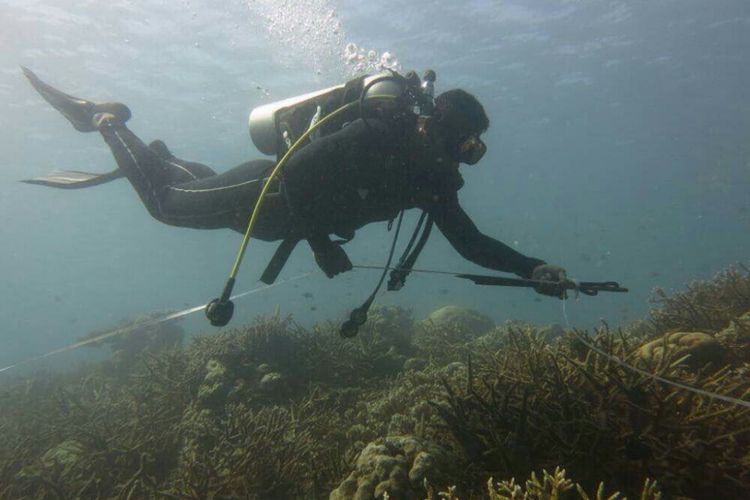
[{"xmin": 251, "ymin": 70, "xmax": 439, "ymax": 286}]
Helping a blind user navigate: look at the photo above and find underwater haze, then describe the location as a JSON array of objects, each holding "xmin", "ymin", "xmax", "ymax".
[{"xmin": 1, "ymin": 0, "xmax": 749, "ymax": 370}]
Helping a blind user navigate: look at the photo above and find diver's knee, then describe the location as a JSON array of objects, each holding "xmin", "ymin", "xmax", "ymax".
[{"xmin": 148, "ymin": 140, "xmax": 172, "ymax": 159}]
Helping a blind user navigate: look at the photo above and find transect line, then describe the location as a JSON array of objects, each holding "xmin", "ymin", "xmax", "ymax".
[
  {"xmin": 561, "ymin": 298, "xmax": 750, "ymax": 409},
  {"xmin": 352, "ymin": 264, "xmax": 461, "ymax": 276},
  {"xmin": 0, "ymin": 273, "xmax": 311, "ymax": 375}
]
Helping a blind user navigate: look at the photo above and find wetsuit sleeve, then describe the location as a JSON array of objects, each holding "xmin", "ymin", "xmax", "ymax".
[{"xmin": 428, "ymin": 196, "xmax": 545, "ymax": 278}]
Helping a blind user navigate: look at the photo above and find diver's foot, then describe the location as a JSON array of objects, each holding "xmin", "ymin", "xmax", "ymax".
[{"xmin": 22, "ymin": 67, "xmax": 131, "ymax": 132}]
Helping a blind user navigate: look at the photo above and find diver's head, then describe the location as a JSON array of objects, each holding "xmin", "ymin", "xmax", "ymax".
[{"xmin": 433, "ymin": 89, "xmax": 489, "ymax": 165}]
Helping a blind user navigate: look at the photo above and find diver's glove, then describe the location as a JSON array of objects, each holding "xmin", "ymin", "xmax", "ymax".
[
  {"xmin": 530, "ymin": 264, "xmax": 572, "ymax": 299},
  {"xmin": 314, "ymin": 243, "xmax": 353, "ymax": 278}
]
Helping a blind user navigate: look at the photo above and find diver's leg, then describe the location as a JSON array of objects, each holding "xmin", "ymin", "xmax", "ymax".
[
  {"xmin": 23, "ymin": 68, "xmax": 177, "ymax": 213},
  {"xmin": 96, "ymin": 120, "xmax": 285, "ymax": 231},
  {"xmin": 23, "ymin": 67, "xmax": 213, "ymax": 190},
  {"xmin": 94, "ymin": 117, "xmax": 186, "ymax": 221},
  {"xmin": 158, "ymin": 159, "xmax": 284, "ymax": 231},
  {"xmin": 23, "ymin": 68, "xmax": 284, "ymax": 232},
  {"xmin": 148, "ymin": 140, "xmax": 217, "ymax": 181},
  {"xmin": 18, "ymin": 140, "xmax": 209, "ymax": 191}
]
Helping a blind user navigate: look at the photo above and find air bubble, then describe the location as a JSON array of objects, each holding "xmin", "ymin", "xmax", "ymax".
[{"xmin": 342, "ymin": 43, "xmax": 402, "ymax": 75}]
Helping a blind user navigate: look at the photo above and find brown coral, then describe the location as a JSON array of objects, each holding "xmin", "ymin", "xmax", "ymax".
[
  {"xmin": 636, "ymin": 331, "xmax": 725, "ymax": 369},
  {"xmin": 433, "ymin": 323, "xmax": 750, "ymax": 497},
  {"xmin": 330, "ymin": 435, "xmax": 449, "ymax": 500},
  {"xmin": 2, "ymin": 265, "xmax": 750, "ymax": 499}
]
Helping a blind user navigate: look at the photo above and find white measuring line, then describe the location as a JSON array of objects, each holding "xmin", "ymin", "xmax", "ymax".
[
  {"xmin": 561, "ymin": 298, "xmax": 750, "ymax": 409},
  {"xmin": 0, "ymin": 273, "xmax": 311, "ymax": 374}
]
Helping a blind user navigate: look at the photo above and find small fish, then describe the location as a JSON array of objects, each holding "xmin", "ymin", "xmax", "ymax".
[
  {"xmin": 302, "ymin": 292, "xmax": 314, "ymax": 299},
  {"xmin": 310, "ymin": 306, "xmax": 317, "ymax": 311},
  {"xmin": 54, "ymin": 295, "xmax": 62, "ymax": 303},
  {"xmin": 534, "ymin": 297, "xmax": 542, "ymax": 303},
  {"xmin": 439, "ymin": 288, "xmax": 449, "ymax": 295},
  {"xmin": 580, "ymin": 253, "xmax": 592, "ymax": 263},
  {"xmin": 648, "ymin": 271, "xmax": 661, "ymax": 278}
]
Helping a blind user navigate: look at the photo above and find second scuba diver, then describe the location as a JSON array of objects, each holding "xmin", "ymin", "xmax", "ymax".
[{"xmin": 21, "ymin": 67, "xmax": 571, "ymax": 330}]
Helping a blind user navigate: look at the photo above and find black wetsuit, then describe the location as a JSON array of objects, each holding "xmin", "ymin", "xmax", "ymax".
[{"xmin": 97, "ymin": 114, "xmax": 544, "ymax": 279}]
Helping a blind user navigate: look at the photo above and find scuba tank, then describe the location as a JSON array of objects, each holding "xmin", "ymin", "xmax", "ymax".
[{"xmin": 248, "ymin": 70, "xmax": 437, "ymax": 159}]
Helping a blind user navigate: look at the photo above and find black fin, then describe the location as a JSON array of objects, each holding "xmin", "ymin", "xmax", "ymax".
[
  {"xmin": 21, "ymin": 67, "xmax": 131, "ymax": 131},
  {"xmin": 22, "ymin": 67, "xmax": 99, "ymax": 132}
]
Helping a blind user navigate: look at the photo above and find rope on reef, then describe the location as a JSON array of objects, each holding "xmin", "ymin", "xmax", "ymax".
[
  {"xmin": 0, "ymin": 273, "xmax": 311, "ymax": 375},
  {"xmin": 561, "ymin": 298, "xmax": 750, "ymax": 409}
]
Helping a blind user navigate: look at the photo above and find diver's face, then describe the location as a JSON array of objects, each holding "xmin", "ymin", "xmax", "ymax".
[
  {"xmin": 431, "ymin": 119, "xmax": 487, "ymax": 166},
  {"xmin": 456, "ymin": 133, "xmax": 487, "ymax": 165}
]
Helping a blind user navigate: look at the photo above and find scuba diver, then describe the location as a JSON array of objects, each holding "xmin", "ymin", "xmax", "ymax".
[{"xmin": 21, "ymin": 67, "xmax": 571, "ymax": 332}]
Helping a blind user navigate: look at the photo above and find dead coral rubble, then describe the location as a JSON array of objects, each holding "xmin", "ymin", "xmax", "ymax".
[{"xmin": 1, "ymin": 268, "xmax": 750, "ymax": 499}]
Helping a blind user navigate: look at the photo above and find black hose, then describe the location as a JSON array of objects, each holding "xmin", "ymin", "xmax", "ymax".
[{"xmin": 340, "ymin": 209, "xmax": 405, "ymax": 337}]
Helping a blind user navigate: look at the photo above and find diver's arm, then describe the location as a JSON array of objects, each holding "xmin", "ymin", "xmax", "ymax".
[{"xmin": 428, "ymin": 197, "xmax": 545, "ymax": 278}]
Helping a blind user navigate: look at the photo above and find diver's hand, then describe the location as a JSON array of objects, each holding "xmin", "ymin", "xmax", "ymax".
[
  {"xmin": 314, "ymin": 243, "xmax": 353, "ymax": 278},
  {"xmin": 531, "ymin": 264, "xmax": 571, "ymax": 299}
]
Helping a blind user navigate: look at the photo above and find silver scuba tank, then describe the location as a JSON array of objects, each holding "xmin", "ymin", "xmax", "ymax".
[{"xmin": 248, "ymin": 72, "xmax": 410, "ymax": 156}]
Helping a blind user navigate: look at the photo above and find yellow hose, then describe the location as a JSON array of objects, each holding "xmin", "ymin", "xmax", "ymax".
[{"xmin": 229, "ymin": 98, "xmax": 383, "ymax": 279}]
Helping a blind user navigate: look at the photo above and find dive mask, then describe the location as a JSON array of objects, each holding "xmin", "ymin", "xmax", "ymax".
[{"xmin": 457, "ymin": 135, "xmax": 486, "ymax": 165}]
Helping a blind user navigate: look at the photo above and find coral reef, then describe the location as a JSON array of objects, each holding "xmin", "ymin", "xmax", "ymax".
[
  {"xmin": 648, "ymin": 265, "xmax": 750, "ymax": 334},
  {"xmin": 1, "ymin": 265, "xmax": 750, "ymax": 498},
  {"xmin": 420, "ymin": 305, "xmax": 495, "ymax": 338},
  {"xmin": 330, "ymin": 435, "xmax": 449, "ymax": 500},
  {"xmin": 636, "ymin": 331, "xmax": 725, "ymax": 369},
  {"xmin": 79, "ymin": 311, "xmax": 184, "ymax": 371},
  {"xmin": 432, "ymin": 322, "xmax": 750, "ymax": 498},
  {"xmin": 482, "ymin": 467, "xmax": 662, "ymax": 500}
]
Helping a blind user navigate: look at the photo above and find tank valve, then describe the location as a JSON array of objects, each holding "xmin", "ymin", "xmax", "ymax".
[{"xmin": 420, "ymin": 69, "xmax": 436, "ymax": 115}]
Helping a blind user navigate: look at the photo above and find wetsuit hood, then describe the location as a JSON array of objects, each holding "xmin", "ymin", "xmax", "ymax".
[{"xmin": 433, "ymin": 89, "xmax": 489, "ymax": 165}]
